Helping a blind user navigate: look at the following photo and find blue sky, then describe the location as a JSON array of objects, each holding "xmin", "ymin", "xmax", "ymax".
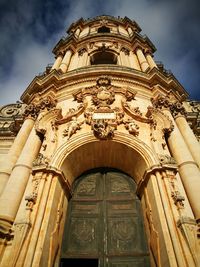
[{"xmin": 0, "ymin": 0, "xmax": 200, "ymax": 106}]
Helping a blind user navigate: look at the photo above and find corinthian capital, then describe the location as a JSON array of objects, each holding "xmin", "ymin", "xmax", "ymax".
[
  {"xmin": 23, "ymin": 103, "xmax": 39, "ymax": 119},
  {"xmin": 170, "ymin": 101, "xmax": 186, "ymax": 117},
  {"xmin": 151, "ymin": 95, "xmax": 172, "ymax": 109}
]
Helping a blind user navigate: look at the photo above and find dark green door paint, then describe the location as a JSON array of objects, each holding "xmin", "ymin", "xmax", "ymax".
[{"xmin": 61, "ymin": 169, "xmax": 150, "ymax": 267}]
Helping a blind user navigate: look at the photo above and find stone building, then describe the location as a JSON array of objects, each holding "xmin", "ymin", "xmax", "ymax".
[{"xmin": 0, "ymin": 15, "xmax": 200, "ymax": 267}]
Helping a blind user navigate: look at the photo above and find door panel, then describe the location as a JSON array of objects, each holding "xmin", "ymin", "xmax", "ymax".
[{"xmin": 61, "ymin": 169, "xmax": 150, "ymax": 267}]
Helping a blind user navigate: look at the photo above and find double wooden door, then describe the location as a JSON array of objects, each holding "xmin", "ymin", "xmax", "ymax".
[{"xmin": 60, "ymin": 169, "xmax": 150, "ymax": 267}]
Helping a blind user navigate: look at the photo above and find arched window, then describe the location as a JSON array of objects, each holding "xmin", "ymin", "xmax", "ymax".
[
  {"xmin": 98, "ymin": 26, "xmax": 110, "ymax": 33},
  {"xmin": 90, "ymin": 51, "xmax": 117, "ymax": 65}
]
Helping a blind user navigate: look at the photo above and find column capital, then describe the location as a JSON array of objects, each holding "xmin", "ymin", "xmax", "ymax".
[
  {"xmin": 55, "ymin": 51, "xmax": 64, "ymax": 58},
  {"xmin": 121, "ymin": 47, "xmax": 130, "ymax": 55},
  {"xmin": 23, "ymin": 103, "xmax": 39, "ymax": 120},
  {"xmin": 32, "ymin": 165, "xmax": 72, "ymax": 200},
  {"xmin": 136, "ymin": 163, "xmax": 177, "ymax": 198},
  {"xmin": 170, "ymin": 101, "xmax": 187, "ymax": 118},
  {"xmin": 151, "ymin": 94, "xmax": 172, "ymax": 110},
  {"xmin": 24, "ymin": 96, "xmax": 57, "ymax": 120},
  {"xmin": 78, "ymin": 47, "xmax": 87, "ymax": 56}
]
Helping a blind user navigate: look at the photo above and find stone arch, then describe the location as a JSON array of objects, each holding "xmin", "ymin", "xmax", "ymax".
[{"xmin": 51, "ymin": 132, "xmax": 159, "ymax": 185}]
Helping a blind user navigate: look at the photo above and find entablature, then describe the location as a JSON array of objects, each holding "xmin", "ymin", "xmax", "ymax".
[{"xmin": 21, "ymin": 65, "xmax": 187, "ymax": 104}]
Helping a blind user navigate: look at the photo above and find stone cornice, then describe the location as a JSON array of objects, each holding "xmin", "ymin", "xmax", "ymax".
[
  {"xmin": 66, "ymin": 15, "xmax": 142, "ymax": 34},
  {"xmin": 53, "ymin": 30, "xmax": 156, "ymax": 55},
  {"xmin": 21, "ymin": 65, "xmax": 188, "ymax": 104}
]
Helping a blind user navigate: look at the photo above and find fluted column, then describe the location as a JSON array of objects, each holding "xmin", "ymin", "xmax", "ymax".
[
  {"xmin": 136, "ymin": 48, "xmax": 149, "ymax": 72},
  {"xmin": 51, "ymin": 53, "xmax": 63, "ymax": 71},
  {"xmin": 59, "ymin": 49, "xmax": 72, "ymax": 73},
  {"xmin": 0, "ymin": 126, "xmax": 42, "ymax": 234},
  {"xmin": 0, "ymin": 118, "xmax": 35, "ymax": 195},
  {"xmin": 175, "ymin": 115, "xmax": 200, "ymax": 168},
  {"xmin": 130, "ymin": 51, "xmax": 141, "ymax": 70},
  {"xmin": 146, "ymin": 53, "xmax": 158, "ymax": 69}
]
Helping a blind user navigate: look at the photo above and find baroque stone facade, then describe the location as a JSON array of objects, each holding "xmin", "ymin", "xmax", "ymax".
[{"xmin": 0, "ymin": 15, "xmax": 200, "ymax": 267}]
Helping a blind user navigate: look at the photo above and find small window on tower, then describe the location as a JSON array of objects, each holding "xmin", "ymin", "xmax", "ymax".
[{"xmin": 98, "ymin": 26, "xmax": 110, "ymax": 33}]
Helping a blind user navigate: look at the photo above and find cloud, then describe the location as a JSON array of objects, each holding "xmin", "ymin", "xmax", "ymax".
[{"xmin": 0, "ymin": 0, "xmax": 200, "ymax": 106}]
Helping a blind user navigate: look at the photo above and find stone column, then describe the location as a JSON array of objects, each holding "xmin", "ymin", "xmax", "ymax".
[
  {"xmin": 59, "ymin": 49, "xmax": 73, "ymax": 73},
  {"xmin": 130, "ymin": 51, "xmax": 141, "ymax": 71},
  {"xmin": 127, "ymin": 27, "xmax": 133, "ymax": 36},
  {"xmin": 75, "ymin": 28, "xmax": 81, "ymax": 37},
  {"xmin": 0, "ymin": 118, "xmax": 35, "ymax": 196},
  {"xmin": 146, "ymin": 53, "xmax": 158, "ymax": 69},
  {"xmin": 51, "ymin": 53, "xmax": 63, "ymax": 71},
  {"xmin": 77, "ymin": 48, "xmax": 87, "ymax": 68},
  {"xmin": 136, "ymin": 48, "xmax": 149, "ymax": 72},
  {"xmin": 0, "ymin": 126, "xmax": 42, "ymax": 235},
  {"xmin": 152, "ymin": 96, "xmax": 200, "ymax": 221},
  {"xmin": 175, "ymin": 114, "xmax": 200, "ymax": 168},
  {"xmin": 164, "ymin": 109, "xmax": 200, "ymax": 221},
  {"xmin": 120, "ymin": 47, "xmax": 130, "ymax": 67}
]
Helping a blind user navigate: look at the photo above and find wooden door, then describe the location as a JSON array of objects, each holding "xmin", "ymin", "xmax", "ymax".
[{"xmin": 60, "ymin": 169, "xmax": 150, "ymax": 267}]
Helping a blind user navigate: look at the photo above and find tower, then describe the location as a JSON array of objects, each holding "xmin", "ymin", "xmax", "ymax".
[{"xmin": 0, "ymin": 15, "xmax": 200, "ymax": 267}]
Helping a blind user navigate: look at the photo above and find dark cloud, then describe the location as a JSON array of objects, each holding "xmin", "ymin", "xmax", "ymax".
[{"xmin": 0, "ymin": 0, "xmax": 199, "ymax": 105}]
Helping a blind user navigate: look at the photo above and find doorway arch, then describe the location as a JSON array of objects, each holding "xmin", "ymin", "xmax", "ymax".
[{"xmin": 60, "ymin": 168, "xmax": 150, "ymax": 267}]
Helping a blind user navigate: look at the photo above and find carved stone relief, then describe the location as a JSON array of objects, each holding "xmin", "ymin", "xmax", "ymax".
[
  {"xmin": 0, "ymin": 103, "xmax": 25, "ymax": 118},
  {"xmin": 92, "ymin": 119, "xmax": 115, "ymax": 140},
  {"xmin": 63, "ymin": 117, "xmax": 83, "ymax": 140},
  {"xmin": 32, "ymin": 152, "xmax": 50, "ymax": 168},
  {"xmin": 124, "ymin": 118, "xmax": 139, "ymax": 136},
  {"xmin": 158, "ymin": 154, "xmax": 176, "ymax": 165}
]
